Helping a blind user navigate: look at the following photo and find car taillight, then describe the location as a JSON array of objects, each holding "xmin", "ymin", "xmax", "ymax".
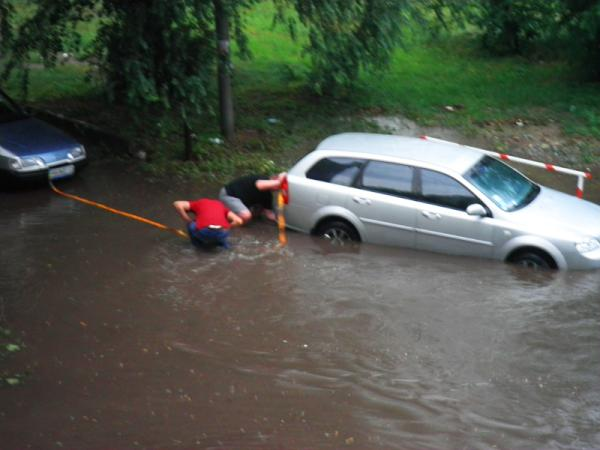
[{"xmin": 281, "ymin": 175, "xmax": 289, "ymax": 204}]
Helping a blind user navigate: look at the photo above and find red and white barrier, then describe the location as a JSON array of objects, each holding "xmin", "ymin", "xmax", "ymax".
[{"xmin": 420, "ymin": 135, "xmax": 593, "ymax": 199}]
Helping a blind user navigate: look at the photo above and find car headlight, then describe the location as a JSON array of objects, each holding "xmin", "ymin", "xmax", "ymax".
[
  {"xmin": 575, "ymin": 239, "xmax": 600, "ymax": 254},
  {"xmin": 69, "ymin": 146, "xmax": 85, "ymax": 158},
  {"xmin": 21, "ymin": 157, "xmax": 46, "ymax": 168},
  {"xmin": 9, "ymin": 158, "xmax": 22, "ymax": 170}
]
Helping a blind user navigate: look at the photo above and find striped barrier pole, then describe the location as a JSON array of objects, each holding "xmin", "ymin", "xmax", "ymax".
[
  {"xmin": 420, "ymin": 135, "xmax": 593, "ymax": 199},
  {"xmin": 277, "ymin": 175, "xmax": 289, "ymax": 246}
]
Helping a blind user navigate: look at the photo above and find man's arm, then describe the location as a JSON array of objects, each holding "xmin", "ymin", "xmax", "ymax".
[
  {"xmin": 227, "ymin": 211, "xmax": 244, "ymax": 227},
  {"xmin": 173, "ymin": 201, "xmax": 193, "ymax": 223},
  {"xmin": 255, "ymin": 179, "xmax": 281, "ymax": 191}
]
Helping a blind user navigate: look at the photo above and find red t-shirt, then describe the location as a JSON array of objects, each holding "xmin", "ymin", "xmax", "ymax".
[{"xmin": 189, "ymin": 199, "xmax": 231, "ymax": 229}]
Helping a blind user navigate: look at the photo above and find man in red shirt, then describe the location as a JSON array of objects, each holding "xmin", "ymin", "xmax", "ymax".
[{"xmin": 173, "ymin": 198, "xmax": 243, "ymax": 249}]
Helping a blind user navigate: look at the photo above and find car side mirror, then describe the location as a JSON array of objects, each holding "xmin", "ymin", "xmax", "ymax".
[{"xmin": 466, "ymin": 203, "xmax": 487, "ymax": 217}]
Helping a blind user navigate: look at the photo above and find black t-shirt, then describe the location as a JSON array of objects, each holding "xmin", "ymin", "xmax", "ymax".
[{"xmin": 225, "ymin": 174, "xmax": 273, "ymax": 209}]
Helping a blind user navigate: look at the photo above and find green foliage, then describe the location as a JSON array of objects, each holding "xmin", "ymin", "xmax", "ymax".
[
  {"xmin": 0, "ymin": 0, "xmax": 91, "ymax": 86},
  {"xmin": 145, "ymin": 138, "xmax": 284, "ymax": 182},
  {"xmin": 273, "ymin": 0, "xmax": 409, "ymax": 94},
  {"xmin": 445, "ymin": 0, "xmax": 600, "ymax": 81},
  {"xmin": 3, "ymin": 0, "xmax": 600, "ymax": 178},
  {"xmin": 0, "ymin": 0, "xmax": 262, "ymax": 125},
  {"xmin": 93, "ymin": 1, "xmax": 215, "ymax": 118},
  {"xmin": 475, "ymin": 0, "xmax": 563, "ymax": 55},
  {"xmin": 560, "ymin": 0, "xmax": 600, "ymax": 79}
]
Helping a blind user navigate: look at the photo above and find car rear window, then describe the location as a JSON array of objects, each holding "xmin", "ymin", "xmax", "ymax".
[{"xmin": 306, "ymin": 157, "xmax": 365, "ymax": 186}]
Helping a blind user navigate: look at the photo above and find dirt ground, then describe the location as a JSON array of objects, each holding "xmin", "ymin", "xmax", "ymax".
[{"xmin": 368, "ymin": 115, "xmax": 600, "ymax": 172}]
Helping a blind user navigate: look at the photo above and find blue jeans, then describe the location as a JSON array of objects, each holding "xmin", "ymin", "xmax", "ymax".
[{"xmin": 187, "ymin": 222, "xmax": 230, "ymax": 249}]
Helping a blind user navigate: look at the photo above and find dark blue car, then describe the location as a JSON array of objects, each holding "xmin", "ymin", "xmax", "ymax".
[{"xmin": 0, "ymin": 89, "xmax": 86, "ymax": 181}]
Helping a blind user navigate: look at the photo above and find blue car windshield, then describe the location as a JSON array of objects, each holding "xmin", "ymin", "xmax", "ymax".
[
  {"xmin": 464, "ymin": 156, "xmax": 540, "ymax": 211},
  {"xmin": 0, "ymin": 93, "xmax": 26, "ymax": 123}
]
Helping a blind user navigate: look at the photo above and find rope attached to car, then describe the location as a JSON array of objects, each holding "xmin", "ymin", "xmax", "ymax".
[
  {"xmin": 48, "ymin": 177, "xmax": 188, "ymax": 239},
  {"xmin": 49, "ymin": 175, "xmax": 291, "ymax": 246}
]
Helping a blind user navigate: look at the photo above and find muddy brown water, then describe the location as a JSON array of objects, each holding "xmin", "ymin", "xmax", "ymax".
[{"xmin": 1, "ymin": 158, "xmax": 599, "ymax": 449}]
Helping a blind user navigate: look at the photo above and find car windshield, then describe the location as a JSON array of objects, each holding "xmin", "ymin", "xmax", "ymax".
[
  {"xmin": 464, "ymin": 156, "xmax": 540, "ymax": 211},
  {"xmin": 0, "ymin": 92, "xmax": 26, "ymax": 123}
]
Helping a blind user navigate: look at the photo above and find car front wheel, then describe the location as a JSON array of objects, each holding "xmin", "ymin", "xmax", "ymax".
[
  {"xmin": 508, "ymin": 250, "xmax": 556, "ymax": 270},
  {"xmin": 315, "ymin": 220, "xmax": 360, "ymax": 245}
]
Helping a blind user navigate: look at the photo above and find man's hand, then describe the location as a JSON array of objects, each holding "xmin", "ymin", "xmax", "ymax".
[
  {"xmin": 228, "ymin": 211, "xmax": 244, "ymax": 227},
  {"xmin": 173, "ymin": 201, "xmax": 193, "ymax": 223}
]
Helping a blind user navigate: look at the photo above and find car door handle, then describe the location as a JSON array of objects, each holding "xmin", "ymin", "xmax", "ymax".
[
  {"xmin": 421, "ymin": 210, "xmax": 441, "ymax": 220},
  {"xmin": 353, "ymin": 196, "xmax": 372, "ymax": 205}
]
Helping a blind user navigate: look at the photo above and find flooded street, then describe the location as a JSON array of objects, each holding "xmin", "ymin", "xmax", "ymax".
[{"xmin": 1, "ymin": 157, "xmax": 600, "ymax": 449}]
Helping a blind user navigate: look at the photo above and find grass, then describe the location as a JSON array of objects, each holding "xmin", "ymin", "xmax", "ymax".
[
  {"xmin": 4, "ymin": 1, "xmax": 600, "ymax": 178},
  {"xmin": 6, "ymin": 64, "xmax": 96, "ymax": 101},
  {"xmin": 358, "ymin": 37, "xmax": 600, "ymax": 133}
]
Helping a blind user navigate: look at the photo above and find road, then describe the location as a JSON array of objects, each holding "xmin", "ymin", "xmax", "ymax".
[{"xmin": 1, "ymin": 157, "xmax": 599, "ymax": 449}]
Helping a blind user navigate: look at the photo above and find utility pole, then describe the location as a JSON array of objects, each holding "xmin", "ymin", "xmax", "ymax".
[{"xmin": 214, "ymin": 0, "xmax": 234, "ymax": 140}]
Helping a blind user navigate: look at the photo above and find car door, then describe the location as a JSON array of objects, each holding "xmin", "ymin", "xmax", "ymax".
[
  {"xmin": 349, "ymin": 160, "xmax": 418, "ymax": 248},
  {"xmin": 415, "ymin": 168, "xmax": 495, "ymax": 258}
]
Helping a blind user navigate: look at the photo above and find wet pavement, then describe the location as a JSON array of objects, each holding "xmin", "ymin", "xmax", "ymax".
[{"xmin": 1, "ymin": 157, "xmax": 599, "ymax": 449}]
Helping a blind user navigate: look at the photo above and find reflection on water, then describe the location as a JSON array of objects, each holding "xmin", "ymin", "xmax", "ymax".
[{"xmin": 0, "ymin": 159, "xmax": 599, "ymax": 449}]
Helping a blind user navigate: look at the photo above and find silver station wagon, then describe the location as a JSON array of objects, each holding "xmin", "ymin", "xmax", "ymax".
[{"xmin": 285, "ymin": 133, "xmax": 600, "ymax": 270}]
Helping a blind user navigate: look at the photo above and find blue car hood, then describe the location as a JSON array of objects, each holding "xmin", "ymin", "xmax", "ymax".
[{"xmin": 0, "ymin": 117, "xmax": 79, "ymax": 156}]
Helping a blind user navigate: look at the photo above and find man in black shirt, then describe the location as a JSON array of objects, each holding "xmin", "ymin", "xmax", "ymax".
[{"xmin": 219, "ymin": 173, "xmax": 285, "ymax": 224}]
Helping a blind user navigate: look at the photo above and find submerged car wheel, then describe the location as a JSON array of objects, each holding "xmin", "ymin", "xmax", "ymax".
[
  {"xmin": 316, "ymin": 220, "xmax": 360, "ymax": 245},
  {"xmin": 509, "ymin": 250, "xmax": 555, "ymax": 270}
]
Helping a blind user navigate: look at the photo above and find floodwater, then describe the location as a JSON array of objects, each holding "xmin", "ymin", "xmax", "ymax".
[{"xmin": 1, "ymin": 158, "xmax": 599, "ymax": 449}]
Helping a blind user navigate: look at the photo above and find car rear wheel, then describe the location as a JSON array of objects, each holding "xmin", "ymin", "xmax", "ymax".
[
  {"xmin": 316, "ymin": 220, "xmax": 360, "ymax": 245},
  {"xmin": 508, "ymin": 249, "xmax": 555, "ymax": 270}
]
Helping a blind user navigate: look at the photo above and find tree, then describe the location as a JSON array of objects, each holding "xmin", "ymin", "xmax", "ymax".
[
  {"xmin": 0, "ymin": 0, "xmax": 413, "ymax": 145},
  {"xmin": 475, "ymin": 0, "xmax": 563, "ymax": 55},
  {"xmin": 95, "ymin": 1, "xmax": 217, "ymax": 159},
  {"xmin": 560, "ymin": 0, "xmax": 600, "ymax": 78},
  {"xmin": 0, "ymin": 0, "xmax": 248, "ymax": 156},
  {"xmin": 274, "ymin": 0, "xmax": 409, "ymax": 94}
]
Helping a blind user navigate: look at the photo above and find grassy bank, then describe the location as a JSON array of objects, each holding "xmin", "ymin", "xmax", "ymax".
[{"xmin": 5, "ymin": 2, "xmax": 600, "ymax": 180}]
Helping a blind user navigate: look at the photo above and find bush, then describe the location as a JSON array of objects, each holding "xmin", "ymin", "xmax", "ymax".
[{"xmin": 475, "ymin": 0, "xmax": 563, "ymax": 55}]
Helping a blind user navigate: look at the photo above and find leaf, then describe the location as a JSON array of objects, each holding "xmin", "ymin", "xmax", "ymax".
[
  {"xmin": 5, "ymin": 343, "xmax": 21, "ymax": 352},
  {"xmin": 5, "ymin": 377, "xmax": 20, "ymax": 386}
]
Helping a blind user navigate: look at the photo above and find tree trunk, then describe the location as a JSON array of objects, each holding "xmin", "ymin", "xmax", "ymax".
[
  {"xmin": 183, "ymin": 119, "xmax": 193, "ymax": 161},
  {"xmin": 214, "ymin": 0, "xmax": 234, "ymax": 140}
]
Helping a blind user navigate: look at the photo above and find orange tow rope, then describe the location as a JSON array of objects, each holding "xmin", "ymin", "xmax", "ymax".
[{"xmin": 49, "ymin": 178, "xmax": 188, "ymax": 239}]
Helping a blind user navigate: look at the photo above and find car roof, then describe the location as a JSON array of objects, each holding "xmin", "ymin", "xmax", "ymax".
[{"xmin": 315, "ymin": 133, "xmax": 484, "ymax": 175}]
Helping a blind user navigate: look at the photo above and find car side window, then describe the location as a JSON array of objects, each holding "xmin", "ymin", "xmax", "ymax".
[
  {"xmin": 420, "ymin": 169, "xmax": 479, "ymax": 210},
  {"xmin": 360, "ymin": 161, "xmax": 415, "ymax": 199},
  {"xmin": 306, "ymin": 157, "xmax": 365, "ymax": 186}
]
